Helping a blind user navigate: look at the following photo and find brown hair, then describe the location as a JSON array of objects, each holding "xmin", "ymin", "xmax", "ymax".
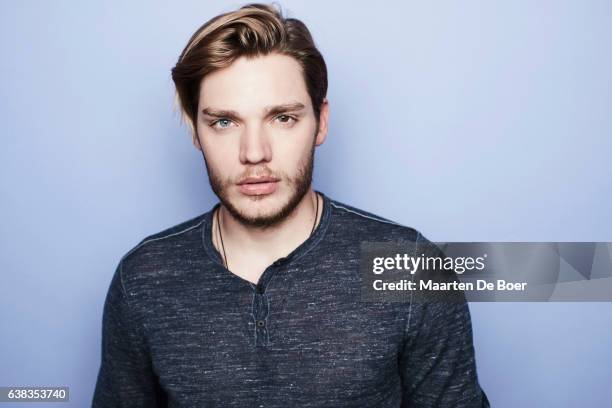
[{"xmin": 171, "ymin": 3, "xmax": 328, "ymax": 137}]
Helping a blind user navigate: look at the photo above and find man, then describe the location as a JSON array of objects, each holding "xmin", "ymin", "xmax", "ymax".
[{"xmin": 93, "ymin": 3, "xmax": 490, "ymax": 407}]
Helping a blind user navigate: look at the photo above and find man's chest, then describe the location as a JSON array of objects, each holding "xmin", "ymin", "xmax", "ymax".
[{"xmin": 140, "ymin": 276, "xmax": 407, "ymax": 406}]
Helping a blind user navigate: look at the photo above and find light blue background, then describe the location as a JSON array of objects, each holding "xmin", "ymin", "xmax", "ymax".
[{"xmin": 1, "ymin": 1, "xmax": 611, "ymax": 406}]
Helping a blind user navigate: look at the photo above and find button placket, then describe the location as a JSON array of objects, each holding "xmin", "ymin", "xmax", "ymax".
[
  {"xmin": 252, "ymin": 286, "xmax": 269, "ymax": 347},
  {"xmin": 250, "ymin": 259, "xmax": 287, "ymax": 347}
]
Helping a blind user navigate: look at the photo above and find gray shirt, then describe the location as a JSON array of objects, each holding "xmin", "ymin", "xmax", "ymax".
[{"xmin": 92, "ymin": 191, "xmax": 490, "ymax": 407}]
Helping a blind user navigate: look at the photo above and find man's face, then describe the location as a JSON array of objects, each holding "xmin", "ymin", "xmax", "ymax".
[{"xmin": 194, "ymin": 52, "xmax": 328, "ymax": 228}]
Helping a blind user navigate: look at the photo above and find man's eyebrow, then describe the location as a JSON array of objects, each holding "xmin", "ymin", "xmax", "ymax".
[
  {"xmin": 201, "ymin": 108, "xmax": 241, "ymax": 120},
  {"xmin": 265, "ymin": 102, "xmax": 306, "ymax": 116},
  {"xmin": 201, "ymin": 102, "xmax": 306, "ymax": 120}
]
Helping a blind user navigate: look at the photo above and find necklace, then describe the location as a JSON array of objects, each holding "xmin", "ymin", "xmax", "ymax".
[{"xmin": 215, "ymin": 192, "xmax": 320, "ymax": 270}]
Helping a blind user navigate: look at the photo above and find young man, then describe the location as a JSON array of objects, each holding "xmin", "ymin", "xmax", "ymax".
[{"xmin": 93, "ymin": 3, "xmax": 489, "ymax": 407}]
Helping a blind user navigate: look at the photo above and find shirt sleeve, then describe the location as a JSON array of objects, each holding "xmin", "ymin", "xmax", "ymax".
[
  {"xmin": 398, "ymin": 238, "xmax": 490, "ymax": 407},
  {"xmin": 92, "ymin": 261, "xmax": 167, "ymax": 407}
]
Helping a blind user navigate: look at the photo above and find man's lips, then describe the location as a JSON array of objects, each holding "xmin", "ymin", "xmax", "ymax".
[
  {"xmin": 237, "ymin": 176, "xmax": 279, "ymax": 185},
  {"xmin": 236, "ymin": 176, "xmax": 280, "ymax": 196}
]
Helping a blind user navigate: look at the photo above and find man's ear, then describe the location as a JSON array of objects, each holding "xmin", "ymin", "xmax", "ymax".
[
  {"xmin": 192, "ymin": 128, "xmax": 202, "ymax": 151},
  {"xmin": 315, "ymin": 98, "xmax": 329, "ymax": 146}
]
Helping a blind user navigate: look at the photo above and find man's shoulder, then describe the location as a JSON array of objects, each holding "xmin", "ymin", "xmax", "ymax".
[
  {"xmin": 328, "ymin": 197, "xmax": 426, "ymax": 243},
  {"xmin": 106, "ymin": 211, "xmax": 210, "ymax": 308},
  {"xmin": 119, "ymin": 210, "xmax": 210, "ymax": 269}
]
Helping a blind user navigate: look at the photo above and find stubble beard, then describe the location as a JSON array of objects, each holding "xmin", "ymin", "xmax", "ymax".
[{"xmin": 202, "ymin": 142, "xmax": 315, "ymax": 229}]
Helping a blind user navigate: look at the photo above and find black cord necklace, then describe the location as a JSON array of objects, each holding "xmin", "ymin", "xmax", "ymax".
[{"xmin": 216, "ymin": 192, "xmax": 320, "ymax": 269}]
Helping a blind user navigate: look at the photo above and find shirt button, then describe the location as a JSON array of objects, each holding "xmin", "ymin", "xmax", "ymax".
[
  {"xmin": 255, "ymin": 286, "xmax": 264, "ymax": 294},
  {"xmin": 256, "ymin": 319, "xmax": 266, "ymax": 327}
]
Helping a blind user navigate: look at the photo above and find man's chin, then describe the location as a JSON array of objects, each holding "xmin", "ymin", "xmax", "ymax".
[{"xmin": 223, "ymin": 193, "xmax": 295, "ymax": 228}]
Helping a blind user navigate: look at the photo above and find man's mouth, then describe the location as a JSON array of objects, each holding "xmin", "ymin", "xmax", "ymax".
[{"xmin": 236, "ymin": 176, "xmax": 280, "ymax": 196}]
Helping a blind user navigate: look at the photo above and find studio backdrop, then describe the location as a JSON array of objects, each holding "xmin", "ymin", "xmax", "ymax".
[{"xmin": 1, "ymin": 1, "xmax": 611, "ymax": 407}]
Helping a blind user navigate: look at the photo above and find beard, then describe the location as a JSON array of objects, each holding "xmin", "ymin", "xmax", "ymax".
[{"xmin": 201, "ymin": 141, "xmax": 315, "ymax": 229}]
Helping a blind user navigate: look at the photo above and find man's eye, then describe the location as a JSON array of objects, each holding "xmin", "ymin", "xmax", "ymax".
[
  {"xmin": 210, "ymin": 118, "xmax": 234, "ymax": 129},
  {"xmin": 275, "ymin": 115, "xmax": 297, "ymax": 125}
]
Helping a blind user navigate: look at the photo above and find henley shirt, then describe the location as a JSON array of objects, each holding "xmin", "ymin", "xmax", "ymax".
[{"xmin": 92, "ymin": 191, "xmax": 490, "ymax": 407}]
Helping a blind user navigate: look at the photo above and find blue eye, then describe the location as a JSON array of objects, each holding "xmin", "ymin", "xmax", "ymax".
[{"xmin": 211, "ymin": 118, "xmax": 233, "ymax": 129}]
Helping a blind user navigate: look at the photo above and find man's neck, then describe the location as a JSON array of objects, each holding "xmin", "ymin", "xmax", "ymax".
[{"xmin": 213, "ymin": 189, "xmax": 321, "ymax": 280}]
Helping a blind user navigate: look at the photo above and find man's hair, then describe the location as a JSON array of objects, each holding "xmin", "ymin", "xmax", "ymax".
[{"xmin": 171, "ymin": 2, "xmax": 328, "ymax": 137}]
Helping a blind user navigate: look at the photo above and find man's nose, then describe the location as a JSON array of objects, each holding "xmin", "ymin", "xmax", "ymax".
[{"xmin": 239, "ymin": 124, "xmax": 272, "ymax": 164}]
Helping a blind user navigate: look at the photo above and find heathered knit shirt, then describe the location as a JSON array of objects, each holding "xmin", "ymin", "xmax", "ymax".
[{"xmin": 92, "ymin": 191, "xmax": 490, "ymax": 407}]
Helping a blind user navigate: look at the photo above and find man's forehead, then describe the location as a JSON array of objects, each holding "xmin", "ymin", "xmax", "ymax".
[{"xmin": 199, "ymin": 53, "xmax": 310, "ymax": 111}]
